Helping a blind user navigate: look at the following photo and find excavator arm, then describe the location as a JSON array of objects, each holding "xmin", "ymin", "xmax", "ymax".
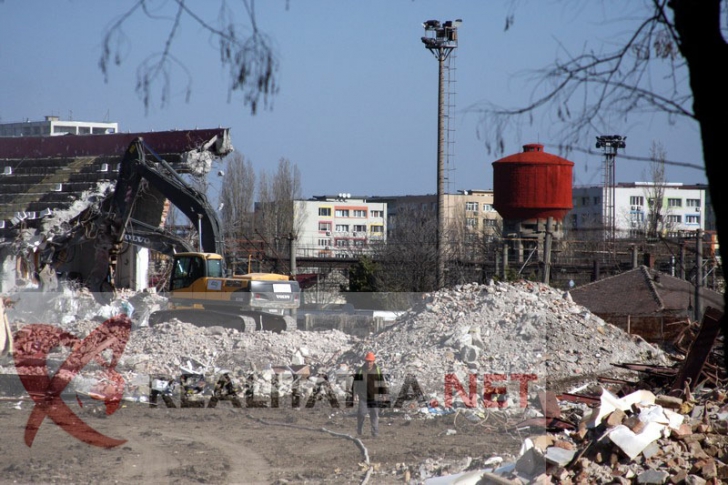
[
  {"xmin": 111, "ymin": 138, "xmax": 224, "ymax": 255},
  {"xmin": 52, "ymin": 138, "xmax": 224, "ymax": 296},
  {"xmin": 125, "ymin": 218, "xmax": 196, "ymax": 255}
]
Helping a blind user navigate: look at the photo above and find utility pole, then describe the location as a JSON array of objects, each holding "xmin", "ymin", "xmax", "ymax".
[
  {"xmin": 422, "ymin": 19, "xmax": 461, "ymax": 290},
  {"xmin": 288, "ymin": 232, "xmax": 297, "ymax": 277},
  {"xmin": 543, "ymin": 217, "xmax": 553, "ymax": 285},
  {"xmin": 695, "ymin": 229, "xmax": 703, "ymax": 322}
]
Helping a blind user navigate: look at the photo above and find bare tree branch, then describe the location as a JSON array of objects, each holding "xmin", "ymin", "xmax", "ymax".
[
  {"xmin": 99, "ymin": 0, "xmax": 279, "ymax": 115},
  {"xmin": 469, "ymin": 0, "xmax": 692, "ymax": 158}
]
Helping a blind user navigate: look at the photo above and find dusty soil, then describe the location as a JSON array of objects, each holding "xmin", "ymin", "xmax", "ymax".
[{"xmin": 0, "ymin": 396, "xmax": 525, "ymax": 484}]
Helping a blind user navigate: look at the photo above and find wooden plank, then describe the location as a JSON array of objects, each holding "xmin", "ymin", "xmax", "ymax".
[{"xmin": 671, "ymin": 306, "xmax": 724, "ymax": 393}]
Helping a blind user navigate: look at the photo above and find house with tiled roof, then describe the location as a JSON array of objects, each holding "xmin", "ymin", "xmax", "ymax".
[{"xmin": 569, "ymin": 265, "xmax": 724, "ymax": 343}]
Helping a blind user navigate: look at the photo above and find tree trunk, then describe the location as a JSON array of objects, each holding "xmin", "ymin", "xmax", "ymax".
[{"xmin": 670, "ymin": 0, "xmax": 728, "ymax": 365}]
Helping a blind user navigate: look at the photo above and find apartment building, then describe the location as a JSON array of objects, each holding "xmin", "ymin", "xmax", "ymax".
[
  {"xmin": 371, "ymin": 189, "xmax": 500, "ymax": 240},
  {"xmin": 570, "ymin": 182, "xmax": 713, "ymax": 237},
  {"xmin": 294, "ymin": 194, "xmax": 386, "ymax": 258},
  {"xmin": 456, "ymin": 189, "xmax": 500, "ymax": 238},
  {"xmin": 0, "ymin": 115, "xmax": 118, "ymax": 137}
]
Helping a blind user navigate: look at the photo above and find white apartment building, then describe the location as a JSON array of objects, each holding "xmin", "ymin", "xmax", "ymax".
[
  {"xmin": 570, "ymin": 182, "xmax": 712, "ymax": 238},
  {"xmin": 294, "ymin": 195, "xmax": 386, "ymax": 258},
  {"xmin": 0, "ymin": 115, "xmax": 118, "ymax": 137}
]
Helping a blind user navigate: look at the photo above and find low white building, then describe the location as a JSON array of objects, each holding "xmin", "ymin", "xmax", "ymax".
[
  {"xmin": 570, "ymin": 182, "xmax": 712, "ymax": 238},
  {"xmin": 0, "ymin": 115, "xmax": 118, "ymax": 137},
  {"xmin": 294, "ymin": 194, "xmax": 386, "ymax": 258}
]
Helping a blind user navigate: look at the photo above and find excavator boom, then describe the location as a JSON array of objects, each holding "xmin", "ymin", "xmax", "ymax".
[{"xmin": 92, "ymin": 138, "xmax": 298, "ymax": 331}]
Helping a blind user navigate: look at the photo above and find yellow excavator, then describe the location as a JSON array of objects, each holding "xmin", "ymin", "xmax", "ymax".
[
  {"xmin": 50, "ymin": 138, "xmax": 300, "ymax": 332},
  {"xmin": 148, "ymin": 252, "xmax": 300, "ymax": 332}
]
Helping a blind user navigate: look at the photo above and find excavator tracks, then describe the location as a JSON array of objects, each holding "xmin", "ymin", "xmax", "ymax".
[{"xmin": 147, "ymin": 309, "xmax": 297, "ymax": 333}]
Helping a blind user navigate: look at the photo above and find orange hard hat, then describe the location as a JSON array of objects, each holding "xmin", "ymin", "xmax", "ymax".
[{"xmin": 364, "ymin": 352, "xmax": 376, "ymax": 362}]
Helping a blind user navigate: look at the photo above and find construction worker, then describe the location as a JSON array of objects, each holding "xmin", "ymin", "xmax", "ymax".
[{"xmin": 351, "ymin": 351, "xmax": 389, "ymax": 438}]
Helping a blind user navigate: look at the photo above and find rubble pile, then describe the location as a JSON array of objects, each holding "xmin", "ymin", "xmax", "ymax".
[
  {"xmin": 407, "ymin": 387, "xmax": 728, "ymax": 484},
  {"xmin": 1, "ymin": 281, "xmax": 674, "ymax": 406},
  {"xmin": 122, "ymin": 321, "xmax": 354, "ymax": 377},
  {"xmin": 3, "ymin": 280, "xmax": 726, "ymax": 483},
  {"xmin": 340, "ymin": 281, "xmax": 670, "ymax": 400}
]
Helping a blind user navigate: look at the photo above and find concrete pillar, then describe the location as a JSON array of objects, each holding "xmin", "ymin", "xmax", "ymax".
[
  {"xmin": 116, "ymin": 245, "xmax": 149, "ymax": 290},
  {"xmin": 0, "ymin": 251, "xmax": 16, "ymax": 293},
  {"xmin": 134, "ymin": 247, "xmax": 149, "ymax": 291}
]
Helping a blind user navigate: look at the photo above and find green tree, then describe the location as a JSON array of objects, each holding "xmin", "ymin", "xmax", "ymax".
[{"xmin": 344, "ymin": 256, "xmax": 380, "ymax": 309}]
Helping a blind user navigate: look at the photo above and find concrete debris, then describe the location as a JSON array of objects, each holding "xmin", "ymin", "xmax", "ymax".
[
  {"xmin": 1, "ymin": 279, "xmax": 724, "ymax": 484},
  {"xmin": 410, "ymin": 383, "xmax": 728, "ymax": 484},
  {"xmin": 339, "ymin": 281, "xmax": 670, "ymax": 409},
  {"xmin": 40, "ymin": 182, "xmax": 114, "ymax": 234}
]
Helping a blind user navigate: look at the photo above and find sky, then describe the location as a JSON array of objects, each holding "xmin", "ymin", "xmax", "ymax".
[{"xmin": 0, "ymin": 1, "xmax": 707, "ymax": 202}]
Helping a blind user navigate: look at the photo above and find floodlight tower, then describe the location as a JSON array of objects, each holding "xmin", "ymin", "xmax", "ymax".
[
  {"xmin": 595, "ymin": 135, "xmax": 626, "ymax": 243},
  {"xmin": 422, "ymin": 18, "xmax": 461, "ymax": 289}
]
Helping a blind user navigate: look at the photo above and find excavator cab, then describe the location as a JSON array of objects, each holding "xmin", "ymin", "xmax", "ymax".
[
  {"xmin": 170, "ymin": 253, "xmax": 222, "ymax": 290},
  {"xmin": 154, "ymin": 252, "xmax": 300, "ymax": 332}
]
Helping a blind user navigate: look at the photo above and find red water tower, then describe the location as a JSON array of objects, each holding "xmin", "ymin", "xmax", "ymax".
[{"xmin": 492, "ymin": 143, "xmax": 574, "ymax": 223}]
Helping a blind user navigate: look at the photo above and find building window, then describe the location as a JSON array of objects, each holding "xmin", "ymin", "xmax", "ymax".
[
  {"xmin": 686, "ymin": 199, "xmax": 701, "ymax": 208},
  {"xmin": 335, "ymin": 224, "xmax": 349, "ymax": 233},
  {"xmin": 686, "ymin": 215, "xmax": 700, "ymax": 224},
  {"xmin": 593, "ymin": 196, "xmax": 600, "ymax": 205},
  {"xmin": 466, "ymin": 218, "xmax": 478, "ymax": 228},
  {"xmin": 484, "ymin": 219, "xmax": 497, "ymax": 227},
  {"xmin": 465, "ymin": 202, "xmax": 478, "ymax": 212},
  {"xmin": 319, "ymin": 207, "xmax": 331, "ymax": 216},
  {"xmin": 318, "ymin": 222, "xmax": 331, "ymax": 232},
  {"xmin": 335, "ymin": 239, "xmax": 348, "ymax": 247},
  {"xmin": 668, "ymin": 198, "xmax": 682, "ymax": 208},
  {"xmin": 318, "ymin": 239, "xmax": 330, "ymax": 247},
  {"xmin": 630, "ymin": 196, "xmax": 644, "ymax": 206},
  {"xmin": 335, "ymin": 209, "xmax": 350, "ymax": 217},
  {"xmin": 482, "ymin": 203, "xmax": 493, "ymax": 212},
  {"xmin": 667, "ymin": 215, "xmax": 682, "ymax": 223},
  {"xmin": 370, "ymin": 225, "xmax": 384, "ymax": 234},
  {"xmin": 353, "ymin": 240, "xmax": 365, "ymax": 247},
  {"xmin": 54, "ymin": 125, "xmax": 76, "ymax": 135},
  {"xmin": 370, "ymin": 210, "xmax": 383, "ymax": 218},
  {"xmin": 581, "ymin": 197, "xmax": 589, "ymax": 206},
  {"xmin": 353, "ymin": 210, "xmax": 366, "ymax": 217},
  {"xmin": 353, "ymin": 225, "xmax": 367, "ymax": 232}
]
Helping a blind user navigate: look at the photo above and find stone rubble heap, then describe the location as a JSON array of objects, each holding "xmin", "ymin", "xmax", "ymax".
[
  {"xmin": 339, "ymin": 281, "xmax": 670, "ymax": 404},
  {"xmin": 5, "ymin": 280, "xmax": 718, "ymax": 484},
  {"xmin": 0, "ymin": 280, "xmax": 672, "ymax": 406},
  {"xmin": 123, "ymin": 321, "xmax": 353, "ymax": 377}
]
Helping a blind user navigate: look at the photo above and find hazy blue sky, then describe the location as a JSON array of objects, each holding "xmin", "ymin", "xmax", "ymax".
[{"xmin": 0, "ymin": 1, "xmax": 706, "ymax": 201}]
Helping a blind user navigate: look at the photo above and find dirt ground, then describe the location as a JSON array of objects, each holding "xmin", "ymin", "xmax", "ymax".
[{"xmin": 0, "ymin": 394, "xmax": 527, "ymax": 485}]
